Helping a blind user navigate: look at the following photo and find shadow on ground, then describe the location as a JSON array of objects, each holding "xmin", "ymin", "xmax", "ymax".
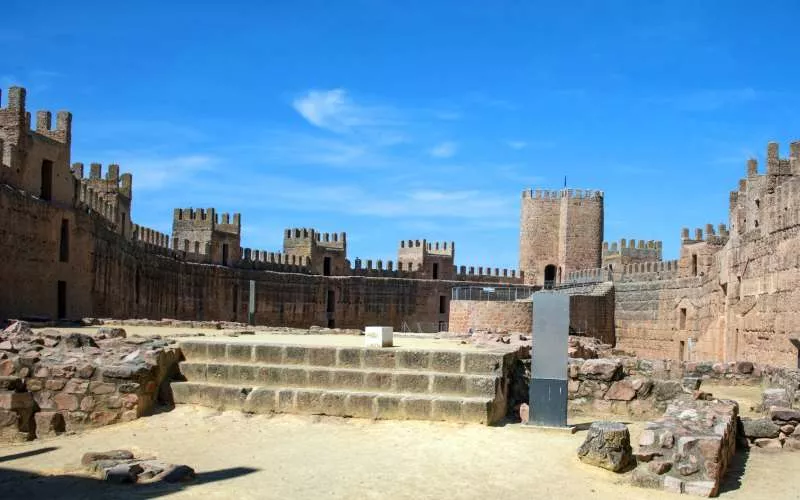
[
  {"xmin": 718, "ymin": 447, "xmax": 749, "ymax": 494},
  {"xmin": 0, "ymin": 446, "xmax": 258, "ymax": 499}
]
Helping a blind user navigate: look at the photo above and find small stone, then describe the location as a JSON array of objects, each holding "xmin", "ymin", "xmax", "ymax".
[
  {"xmin": 770, "ymin": 407, "xmax": 800, "ymax": 424},
  {"xmin": 605, "ymin": 380, "xmax": 636, "ymax": 401},
  {"xmin": 104, "ymin": 462, "xmax": 144, "ymax": 483},
  {"xmin": 81, "ymin": 449, "xmax": 135, "ymax": 466},
  {"xmin": 90, "ymin": 382, "xmax": 116, "ymax": 395},
  {"xmin": 578, "ymin": 359, "xmax": 622, "ymax": 381},
  {"xmin": 0, "ymin": 376, "xmax": 23, "ymax": 391},
  {"xmin": 35, "ymin": 412, "xmax": 65, "ymax": 438},
  {"xmin": 652, "ymin": 380, "xmax": 684, "ymax": 402},
  {"xmin": 518, "ymin": 403, "xmax": 529, "ymax": 423},
  {"xmin": 781, "ymin": 424, "xmax": 796, "ymax": 435},
  {"xmin": 677, "ymin": 462, "xmax": 699, "ymax": 476},
  {"xmin": 45, "ymin": 379, "xmax": 66, "ymax": 391},
  {"xmin": 54, "ymin": 393, "xmax": 79, "ymax": 411},
  {"xmin": 62, "ymin": 333, "xmax": 98, "ymax": 349},
  {"xmin": 26, "ymin": 379, "xmax": 43, "ymax": 391},
  {"xmin": 736, "ymin": 361, "xmax": 754, "ymax": 374},
  {"xmin": 97, "ymin": 327, "xmax": 126, "ymax": 339},
  {"xmin": 742, "ymin": 418, "xmax": 781, "ymax": 439},
  {"xmin": 77, "ymin": 364, "xmax": 95, "ymax": 379},
  {"xmin": 682, "ymin": 377, "xmax": 702, "ymax": 391},
  {"xmin": 155, "ymin": 464, "xmax": 195, "ymax": 483},
  {"xmin": 648, "ymin": 459, "xmax": 671, "ymax": 474}
]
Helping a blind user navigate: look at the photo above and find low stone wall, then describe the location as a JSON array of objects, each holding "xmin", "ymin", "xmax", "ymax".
[
  {"xmin": 448, "ymin": 300, "xmax": 532, "ymax": 335},
  {"xmin": 632, "ymin": 399, "xmax": 739, "ymax": 497},
  {"xmin": 0, "ymin": 322, "xmax": 180, "ymax": 441}
]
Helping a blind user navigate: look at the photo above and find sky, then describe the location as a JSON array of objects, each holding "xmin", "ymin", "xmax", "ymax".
[{"xmin": 4, "ymin": 0, "xmax": 800, "ymax": 269}]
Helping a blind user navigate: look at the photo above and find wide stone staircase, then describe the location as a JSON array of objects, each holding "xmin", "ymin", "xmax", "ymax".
[{"xmin": 171, "ymin": 340, "xmax": 515, "ymax": 425}]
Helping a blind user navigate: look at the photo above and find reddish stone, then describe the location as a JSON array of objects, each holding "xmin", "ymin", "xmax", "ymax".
[
  {"xmin": 90, "ymin": 410, "xmax": 119, "ymax": 425},
  {"xmin": 54, "ymin": 393, "xmax": 79, "ymax": 411},
  {"xmin": 122, "ymin": 394, "xmax": 139, "ymax": 409},
  {"xmin": 121, "ymin": 410, "xmax": 137, "ymax": 422},
  {"xmin": 0, "ymin": 391, "xmax": 33, "ymax": 410},
  {"xmin": 34, "ymin": 412, "xmax": 65, "ymax": 438},
  {"xmin": 77, "ymin": 364, "xmax": 95, "ymax": 379},
  {"xmin": 34, "ymin": 366, "xmax": 49, "ymax": 378},
  {"xmin": 80, "ymin": 396, "xmax": 96, "ymax": 412},
  {"xmin": 648, "ymin": 460, "xmax": 671, "ymax": 474},
  {"xmin": 90, "ymin": 382, "xmax": 116, "ymax": 395},
  {"xmin": 0, "ymin": 359, "xmax": 16, "ymax": 376},
  {"xmin": 45, "ymin": 379, "xmax": 66, "ymax": 391},
  {"xmin": 605, "ymin": 380, "xmax": 636, "ymax": 401},
  {"xmin": 64, "ymin": 380, "xmax": 89, "ymax": 394}
]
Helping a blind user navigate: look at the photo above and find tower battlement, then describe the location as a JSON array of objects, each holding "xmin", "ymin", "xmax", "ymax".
[
  {"xmin": 173, "ymin": 208, "xmax": 241, "ymax": 235},
  {"xmin": 680, "ymin": 223, "xmax": 729, "ymax": 245},
  {"xmin": 283, "ymin": 227, "xmax": 347, "ymax": 249},
  {"xmin": 521, "ymin": 188, "xmax": 604, "ymax": 200}
]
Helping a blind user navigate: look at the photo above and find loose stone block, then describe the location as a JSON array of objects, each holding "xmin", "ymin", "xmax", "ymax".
[
  {"xmin": 364, "ymin": 326, "xmax": 393, "ymax": 348},
  {"xmin": 577, "ymin": 421, "xmax": 634, "ymax": 472}
]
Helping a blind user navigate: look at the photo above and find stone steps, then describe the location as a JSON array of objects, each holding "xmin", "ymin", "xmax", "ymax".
[
  {"xmin": 180, "ymin": 361, "xmax": 500, "ymax": 397},
  {"xmin": 178, "ymin": 341, "xmax": 508, "ymax": 375},
  {"xmin": 172, "ymin": 341, "xmax": 515, "ymax": 425},
  {"xmin": 171, "ymin": 381, "xmax": 499, "ymax": 424}
]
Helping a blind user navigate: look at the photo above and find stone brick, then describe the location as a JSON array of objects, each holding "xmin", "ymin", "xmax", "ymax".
[
  {"xmin": 226, "ymin": 344, "xmax": 253, "ymax": 362},
  {"xmin": 336, "ymin": 348, "xmax": 362, "ymax": 368},
  {"xmin": 330, "ymin": 370, "xmax": 363, "ymax": 390},
  {"xmin": 54, "ymin": 393, "xmax": 79, "ymax": 411},
  {"xmin": 375, "ymin": 395, "xmax": 402, "ymax": 419},
  {"xmin": 395, "ymin": 373, "xmax": 430, "ymax": 393},
  {"xmin": 431, "ymin": 374, "xmax": 465, "ymax": 395},
  {"xmin": 363, "ymin": 350, "xmax": 396, "ymax": 370},
  {"xmin": 283, "ymin": 346, "xmax": 307, "ymax": 365},
  {"xmin": 89, "ymin": 382, "xmax": 116, "ymax": 395},
  {"xmin": 34, "ymin": 411, "xmax": 65, "ymax": 438},
  {"xmin": 401, "ymin": 396, "xmax": 432, "ymax": 420},
  {"xmin": 307, "ymin": 347, "xmax": 336, "ymax": 367},
  {"xmin": 253, "ymin": 345, "xmax": 283, "ymax": 364},
  {"xmin": 431, "ymin": 351, "xmax": 462, "ymax": 373},
  {"xmin": 243, "ymin": 388, "xmax": 276, "ymax": 413},
  {"xmin": 364, "ymin": 371, "xmax": 393, "ymax": 391},
  {"xmin": 345, "ymin": 393, "xmax": 375, "ymax": 418}
]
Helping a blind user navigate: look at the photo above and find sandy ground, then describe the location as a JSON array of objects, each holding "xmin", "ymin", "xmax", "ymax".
[{"xmin": 1, "ymin": 405, "xmax": 799, "ymax": 500}]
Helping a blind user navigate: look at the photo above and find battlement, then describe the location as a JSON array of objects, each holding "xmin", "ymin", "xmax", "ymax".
[
  {"xmin": 680, "ymin": 223, "xmax": 729, "ymax": 245},
  {"xmin": 0, "ymin": 88, "xmax": 72, "ymax": 146},
  {"xmin": 132, "ymin": 224, "xmax": 171, "ymax": 251},
  {"xmin": 76, "ymin": 183, "xmax": 119, "ymax": 226},
  {"xmin": 173, "ymin": 208, "xmax": 241, "ymax": 233},
  {"xmin": 521, "ymin": 188, "xmax": 604, "ymax": 200},
  {"xmin": 617, "ymin": 259, "xmax": 680, "ymax": 282},
  {"xmin": 454, "ymin": 265, "xmax": 524, "ymax": 284},
  {"xmin": 239, "ymin": 248, "xmax": 310, "ymax": 273},
  {"xmin": 72, "ymin": 162, "xmax": 133, "ymax": 198},
  {"xmin": 565, "ymin": 267, "xmax": 612, "ymax": 284},
  {"xmin": 283, "ymin": 227, "xmax": 347, "ymax": 249},
  {"xmin": 398, "ymin": 239, "xmax": 455, "ymax": 256},
  {"xmin": 349, "ymin": 257, "xmax": 409, "ymax": 277},
  {"xmin": 603, "ymin": 239, "xmax": 662, "ymax": 253}
]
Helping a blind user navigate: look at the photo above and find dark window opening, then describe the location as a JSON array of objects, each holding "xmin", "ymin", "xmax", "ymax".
[
  {"xmin": 438, "ymin": 320, "xmax": 447, "ymax": 332},
  {"xmin": 754, "ymin": 220, "xmax": 759, "ymax": 228},
  {"xmin": 326, "ymin": 290, "xmax": 335, "ymax": 313},
  {"xmin": 135, "ymin": 270, "xmax": 141, "ymax": 305},
  {"xmin": 691, "ymin": 255, "xmax": 698, "ymax": 276},
  {"xmin": 679, "ymin": 308, "xmax": 687, "ymax": 330},
  {"xmin": 721, "ymin": 283, "xmax": 727, "ymax": 297},
  {"xmin": 327, "ymin": 318, "xmax": 335, "ymax": 328},
  {"xmin": 679, "ymin": 340, "xmax": 686, "ymax": 363},
  {"xmin": 232, "ymin": 285, "xmax": 239, "ymax": 315},
  {"xmin": 439, "ymin": 295, "xmax": 447, "ymax": 314},
  {"xmin": 544, "ymin": 264, "xmax": 556, "ymax": 289},
  {"xmin": 432, "ymin": 263, "xmax": 439, "ymax": 280},
  {"xmin": 194, "ymin": 241, "xmax": 200, "ymax": 254},
  {"xmin": 222, "ymin": 243, "xmax": 229, "ymax": 266},
  {"xmin": 59, "ymin": 219, "xmax": 69, "ymax": 262},
  {"xmin": 57, "ymin": 281, "xmax": 66, "ymax": 319},
  {"xmin": 40, "ymin": 160, "xmax": 53, "ymax": 201},
  {"xmin": 323, "ymin": 256, "xmax": 331, "ymax": 276},
  {"xmin": 755, "ymin": 199, "xmax": 760, "ymax": 208}
]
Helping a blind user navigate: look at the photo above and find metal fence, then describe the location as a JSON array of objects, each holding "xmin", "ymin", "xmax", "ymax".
[{"xmin": 451, "ymin": 286, "xmax": 535, "ymax": 301}]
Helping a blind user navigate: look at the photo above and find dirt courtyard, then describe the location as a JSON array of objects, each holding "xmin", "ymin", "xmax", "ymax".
[{"xmin": 1, "ymin": 403, "xmax": 799, "ymax": 500}]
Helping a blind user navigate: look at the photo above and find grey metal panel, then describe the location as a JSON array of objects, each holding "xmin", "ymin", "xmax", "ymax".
[
  {"xmin": 529, "ymin": 378, "xmax": 568, "ymax": 427},
  {"xmin": 531, "ymin": 292, "xmax": 569, "ymax": 381}
]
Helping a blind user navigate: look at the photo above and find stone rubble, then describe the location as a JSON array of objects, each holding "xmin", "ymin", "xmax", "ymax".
[
  {"xmin": 0, "ymin": 321, "xmax": 180, "ymax": 442},
  {"xmin": 81, "ymin": 449, "xmax": 195, "ymax": 484},
  {"xmin": 577, "ymin": 421, "xmax": 634, "ymax": 472}
]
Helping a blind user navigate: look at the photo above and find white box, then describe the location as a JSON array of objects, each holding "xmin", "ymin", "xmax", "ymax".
[{"xmin": 365, "ymin": 326, "xmax": 393, "ymax": 348}]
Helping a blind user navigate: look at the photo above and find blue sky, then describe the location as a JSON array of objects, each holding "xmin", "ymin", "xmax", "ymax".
[{"xmin": 4, "ymin": 1, "xmax": 800, "ymax": 269}]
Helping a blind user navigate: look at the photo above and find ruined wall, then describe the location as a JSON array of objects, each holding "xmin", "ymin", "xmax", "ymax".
[{"xmin": 448, "ymin": 300, "xmax": 532, "ymax": 334}]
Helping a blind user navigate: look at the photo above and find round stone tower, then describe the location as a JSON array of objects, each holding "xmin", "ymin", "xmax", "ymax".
[{"xmin": 519, "ymin": 188, "xmax": 604, "ymax": 286}]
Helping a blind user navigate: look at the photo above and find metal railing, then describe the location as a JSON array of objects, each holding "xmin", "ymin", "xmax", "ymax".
[{"xmin": 451, "ymin": 286, "xmax": 535, "ymax": 301}]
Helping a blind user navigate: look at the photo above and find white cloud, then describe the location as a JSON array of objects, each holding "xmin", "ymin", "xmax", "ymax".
[
  {"xmin": 110, "ymin": 154, "xmax": 218, "ymax": 190},
  {"xmin": 429, "ymin": 141, "xmax": 457, "ymax": 158},
  {"xmin": 292, "ymin": 89, "xmax": 399, "ymax": 135},
  {"xmin": 507, "ymin": 140, "xmax": 527, "ymax": 150}
]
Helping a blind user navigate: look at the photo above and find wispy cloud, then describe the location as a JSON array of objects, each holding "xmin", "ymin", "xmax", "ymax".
[
  {"xmin": 291, "ymin": 88, "xmax": 403, "ymax": 140},
  {"xmin": 429, "ymin": 141, "xmax": 457, "ymax": 158},
  {"xmin": 506, "ymin": 140, "xmax": 527, "ymax": 150}
]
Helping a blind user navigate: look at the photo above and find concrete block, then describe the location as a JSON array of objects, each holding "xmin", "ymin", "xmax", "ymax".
[
  {"xmin": 365, "ymin": 326, "xmax": 393, "ymax": 348},
  {"xmin": 253, "ymin": 345, "xmax": 283, "ymax": 364},
  {"xmin": 432, "ymin": 398, "xmax": 462, "ymax": 421},
  {"xmin": 465, "ymin": 375, "xmax": 498, "ymax": 397},
  {"xmin": 431, "ymin": 351, "xmax": 462, "ymax": 373},
  {"xmin": 308, "ymin": 347, "xmax": 337, "ymax": 367},
  {"xmin": 256, "ymin": 366, "xmax": 282, "ymax": 385},
  {"xmin": 336, "ymin": 348, "xmax": 363, "ymax": 368},
  {"xmin": 397, "ymin": 351, "xmax": 430, "ymax": 370},
  {"xmin": 205, "ymin": 363, "xmax": 229, "ymax": 383},
  {"xmin": 206, "ymin": 343, "xmax": 227, "ymax": 361},
  {"xmin": 282, "ymin": 368, "xmax": 309, "ymax": 386},
  {"xmin": 331, "ymin": 370, "xmax": 364, "ymax": 390},
  {"xmin": 230, "ymin": 365, "xmax": 257, "ymax": 384},
  {"xmin": 283, "ymin": 346, "xmax": 307, "ymax": 365},
  {"xmin": 320, "ymin": 392, "xmax": 347, "ymax": 415},
  {"xmin": 276, "ymin": 389, "xmax": 295, "ymax": 412},
  {"xmin": 243, "ymin": 388, "xmax": 276, "ymax": 413},
  {"xmin": 462, "ymin": 398, "xmax": 492, "ymax": 423},
  {"xmin": 375, "ymin": 395, "xmax": 402, "ymax": 419},
  {"xmin": 345, "ymin": 393, "xmax": 375, "ymax": 418},
  {"xmin": 363, "ymin": 350, "xmax": 396, "ymax": 369},
  {"xmin": 462, "ymin": 352, "xmax": 501, "ymax": 374},
  {"xmin": 401, "ymin": 396, "xmax": 433, "ymax": 420},
  {"xmin": 395, "ymin": 373, "xmax": 431, "ymax": 393},
  {"xmin": 226, "ymin": 344, "xmax": 253, "ymax": 363},
  {"xmin": 217, "ymin": 386, "xmax": 249, "ymax": 410},
  {"xmin": 178, "ymin": 342, "xmax": 207, "ymax": 361},
  {"xmin": 179, "ymin": 362, "xmax": 207, "ymax": 382},
  {"xmin": 308, "ymin": 369, "xmax": 333, "ymax": 388},
  {"xmin": 364, "ymin": 371, "xmax": 394, "ymax": 391},
  {"xmin": 295, "ymin": 389, "xmax": 324, "ymax": 413},
  {"xmin": 432, "ymin": 374, "xmax": 466, "ymax": 395}
]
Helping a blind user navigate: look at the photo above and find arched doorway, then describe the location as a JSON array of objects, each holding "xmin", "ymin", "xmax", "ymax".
[{"xmin": 544, "ymin": 264, "xmax": 556, "ymax": 289}]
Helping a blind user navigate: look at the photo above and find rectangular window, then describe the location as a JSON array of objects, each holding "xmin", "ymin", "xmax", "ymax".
[
  {"xmin": 232, "ymin": 285, "xmax": 239, "ymax": 314},
  {"xmin": 679, "ymin": 340, "xmax": 685, "ymax": 363},
  {"xmin": 222, "ymin": 243, "xmax": 229, "ymax": 266},
  {"xmin": 323, "ymin": 257, "xmax": 331, "ymax": 276},
  {"xmin": 432, "ymin": 263, "xmax": 439, "ymax": 280},
  {"xmin": 41, "ymin": 160, "xmax": 53, "ymax": 201},
  {"xmin": 59, "ymin": 219, "xmax": 69, "ymax": 262},
  {"xmin": 326, "ymin": 290, "xmax": 335, "ymax": 313},
  {"xmin": 679, "ymin": 308, "xmax": 687, "ymax": 330},
  {"xmin": 691, "ymin": 254, "xmax": 698, "ymax": 276},
  {"xmin": 439, "ymin": 295, "xmax": 447, "ymax": 314}
]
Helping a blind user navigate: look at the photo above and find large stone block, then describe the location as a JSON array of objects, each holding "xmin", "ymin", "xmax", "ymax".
[
  {"xmin": 397, "ymin": 351, "xmax": 430, "ymax": 371},
  {"xmin": 345, "ymin": 393, "xmax": 375, "ymax": 418},
  {"xmin": 363, "ymin": 350, "xmax": 396, "ymax": 370},
  {"xmin": 226, "ymin": 344, "xmax": 253, "ymax": 363},
  {"xmin": 431, "ymin": 351, "xmax": 462, "ymax": 373},
  {"xmin": 395, "ymin": 373, "xmax": 430, "ymax": 393},
  {"xmin": 579, "ymin": 359, "xmax": 622, "ymax": 381},
  {"xmin": 307, "ymin": 347, "xmax": 336, "ymax": 367},
  {"xmin": 401, "ymin": 396, "xmax": 433, "ymax": 420},
  {"xmin": 577, "ymin": 421, "xmax": 634, "ymax": 472},
  {"xmin": 253, "ymin": 345, "xmax": 283, "ymax": 364},
  {"xmin": 243, "ymin": 388, "xmax": 276, "ymax": 413},
  {"xmin": 330, "ymin": 370, "xmax": 363, "ymax": 390},
  {"xmin": 336, "ymin": 348, "xmax": 363, "ymax": 368}
]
